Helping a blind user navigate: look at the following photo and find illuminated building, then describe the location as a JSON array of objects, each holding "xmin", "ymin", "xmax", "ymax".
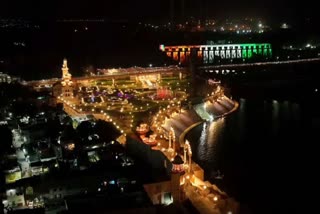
[
  {"xmin": 0, "ymin": 72, "xmax": 12, "ymax": 83},
  {"xmin": 171, "ymin": 155, "xmax": 185, "ymax": 203},
  {"xmin": 61, "ymin": 58, "xmax": 74, "ymax": 98},
  {"xmin": 160, "ymin": 43, "xmax": 272, "ymax": 64},
  {"xmin": 0, "ymin": 72, "xmax": 20, "ymax": 83},
  {"xmin": 143, "ymin": 155, "xmax": 186, "ymax": 205}
]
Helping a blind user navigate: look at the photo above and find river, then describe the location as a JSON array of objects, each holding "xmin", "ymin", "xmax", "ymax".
[{"xmin": 186, "ymin": 62, "xmax": 320, "ymax": 213}]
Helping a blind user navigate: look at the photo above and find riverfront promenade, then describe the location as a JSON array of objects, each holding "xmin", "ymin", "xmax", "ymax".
[
  {"xmin": 59, "ymin": 93, "xmax": 239, "ymax": 213},
  {"xmin": 59, "ymin": 90, "xmax": 240, "ymax": 214},
  {"xmin": 150, "ymin": 95, "xmax": 239, "ymax": 214},
  {"xmin": 52, "ymin": 60, "xmax": 240, "ymax": 213}
]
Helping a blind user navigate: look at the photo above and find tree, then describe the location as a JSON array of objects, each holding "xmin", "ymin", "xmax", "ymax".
[
  {"xmin": 62, "ymin": 116, "xmax": 73, "ymax": 127},
  {"xmin": 94, "ymin": 120, "xmax": 121, "ymax": 143},
  {"xmin": 0, "ymin": 125, "xmax": 13, "ymax": 161},
  {"xmin": 60, "ymin": 125, "xmax": 77, "ymax": 142},
  {"xmin": 47, "ymin": 117, "xmax": 62, "ymax": 141},
  {"xmin": 0, "ymin": 82, "xmax": 36, "ymax": 109},
  {"xmin": 76, "ymin": 121, "xmax": 94, "ymax": 143}
]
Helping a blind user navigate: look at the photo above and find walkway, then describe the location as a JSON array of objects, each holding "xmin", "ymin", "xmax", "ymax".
[
  {"xmin": 151, "ymin": 95, "xmax": 240, "ymax": 214},
  {"xmin": 58, "ymin": 88, "xmax": 240, "ymax": 214}
]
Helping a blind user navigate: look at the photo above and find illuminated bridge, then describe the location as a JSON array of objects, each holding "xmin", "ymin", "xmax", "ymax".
[{"xmin": 160, "ymin": 43, "xmax": 272, "ymax": 65}]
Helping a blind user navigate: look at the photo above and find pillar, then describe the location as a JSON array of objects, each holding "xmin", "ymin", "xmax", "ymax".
[
  {"xmin": 188, "ymin": 153, "xmax": 192, "ymax": 173},
  {"xmin": 171, "ymin": 173, "xmax": 181, "ymax": 203}
]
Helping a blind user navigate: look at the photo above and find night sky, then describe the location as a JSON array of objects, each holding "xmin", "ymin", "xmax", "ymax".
[{"xmin": 1, "ymin": 0, "xmax": 319, "ymax": 23}]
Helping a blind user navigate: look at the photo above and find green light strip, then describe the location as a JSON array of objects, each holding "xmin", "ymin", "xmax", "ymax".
[
  {"xmin": 240, "ymin": 43, "xmax": 272, "ymax": 59},
  {"xmin": 163, "ymin": 43, "xmax": 272, "ymax": 60}
]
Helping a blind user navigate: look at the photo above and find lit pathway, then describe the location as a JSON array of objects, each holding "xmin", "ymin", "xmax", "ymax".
[
  {"xmin": 150, "ymin": 95, "xmax": 240, "ymax": 214},
  {"xmin": 58, "ymin": 89, "xmax": 240, "ymax": 214}
]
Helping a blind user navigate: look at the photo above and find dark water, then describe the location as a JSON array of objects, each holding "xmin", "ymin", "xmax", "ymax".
[{"xmin": 186, "ymin": 64, "xmax": 320, "ymax": 214}]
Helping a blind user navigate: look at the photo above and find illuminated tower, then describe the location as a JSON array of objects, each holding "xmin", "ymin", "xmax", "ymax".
[
  {"xmin": 61, "ymin": 58, "xmax": 73, "ymax": 98},
  {"xmin": 171, "ymin": 155, "xmax": 185, "ymax": 203},
  {"xmin": 62, "ymin": 58, "xmax": 70, "ymax": 80}
]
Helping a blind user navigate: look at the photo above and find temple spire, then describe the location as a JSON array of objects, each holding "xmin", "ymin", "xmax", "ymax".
[
  {"xmin": 63, "ymin": 58, "xmax": 68, "ymax": 68},
  {"xmin": 61, "ymin": 58, "xmax": 73, "ymax": 98}
]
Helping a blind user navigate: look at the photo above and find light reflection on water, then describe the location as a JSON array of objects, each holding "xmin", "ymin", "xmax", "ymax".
[
  {"xmin": 186, "ymin": 97, "xmax": 303, "ymax": 211},
  {"xmin": 272, "ymin": 100, "xmax": 280, "ymax": 136},
  {"xmin": 196, "ymin": 117, "xmax": 226, "ymax": 163},
  {"xmin": 197, "ymin": 122, "xmax": 207, "ymax": 160},
  {"xmin": 196, "ymin": 65, "xmax": 319, "ymax": 212},
  {"xmin": 190, "ymin": 99, "xmax": 301, "ymax": 163},
  {"xmin": 199, "ymin": 122, "xmax": 207, "ymax": 146}
]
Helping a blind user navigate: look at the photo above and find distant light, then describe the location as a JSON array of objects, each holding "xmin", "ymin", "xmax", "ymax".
[
  {"xmin": 213, "ymin": 196, "xmax": 218, "ymax": 201},
  {"xmin": 281, "ymin": 23, "xmax": 288, "ymax": 29},
  {"xmin": 149, "ymin": 64, "xmax": 152, "ymax": 67},
  {"xmin": 315, "ymin": 89, "xmax": 318, "ymax": 92},
  {"xmin": 159, "ymin": 44, "xmax": 165, "ymax": 51}
]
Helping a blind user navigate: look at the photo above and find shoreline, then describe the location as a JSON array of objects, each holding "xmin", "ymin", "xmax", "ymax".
[
  {"xmin": 179, "ymin": 99, "xmax": 239, "ymax": 148},
  {"xmin": 199, "ymin": 57, "xmax": 320, "ymax": 69}
]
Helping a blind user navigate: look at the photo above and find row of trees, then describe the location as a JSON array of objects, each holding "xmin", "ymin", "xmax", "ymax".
[{"xmin": 60, "ymin": 119, "xmax": 122, "ymax": 146}]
